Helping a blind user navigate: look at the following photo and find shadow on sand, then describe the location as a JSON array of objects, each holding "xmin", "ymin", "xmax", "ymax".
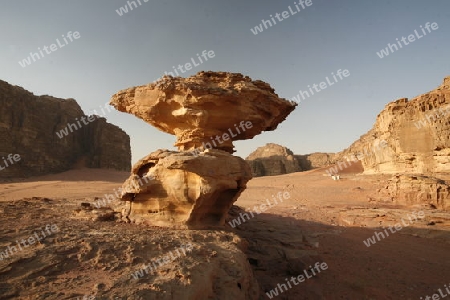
[{"xmin": 227, "ymin": 206, "xmax": 450, "ymax": 300}]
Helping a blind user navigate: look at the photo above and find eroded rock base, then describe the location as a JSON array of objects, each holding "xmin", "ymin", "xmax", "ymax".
[{"xmin": 120, "ymin": 149, "xmax": 252, "ymax": 228}]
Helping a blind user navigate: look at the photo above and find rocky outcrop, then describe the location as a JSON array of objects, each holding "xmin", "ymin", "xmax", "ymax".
[
  {"xmin": 3, "ymin": 198, "xmax": 260, "ymax": 300},
  {"xmin": 111, "ymin": 71, "xmax": 297, "ymax": 153},
  {"xmin": 246, "ymin": 143, "xmax": 301, "ymax": 177},
  {"xmin": 0, "ymin": 80, "xmax": 131, "ymax": 178},
  {"xmin": 120, "ymin": 149, "xmax": 252, "ymax": 227},
  {"xmin": 338, "ymin": 76, "xmax": 450, "ymax": 174},
  {"xmin": 295, "ymin": 152, "xmax": 335, "ymax": 171},
  {"xmin": 111, "ymin": 71, "xmax": 296, "ymax": 227},
  {"xmin": 377, "ymin": 174, "xmax": 450, "ymax": 211}
]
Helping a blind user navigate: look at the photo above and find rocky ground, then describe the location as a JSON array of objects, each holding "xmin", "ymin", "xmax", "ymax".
[{"xmin": 0, "ymin": 168, "xmax": 449, "ymax": 299}]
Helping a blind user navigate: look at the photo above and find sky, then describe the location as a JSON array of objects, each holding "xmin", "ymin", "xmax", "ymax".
[{"xmin": 1, "ymin": 0, "xmax": 449, "ymax": 164}]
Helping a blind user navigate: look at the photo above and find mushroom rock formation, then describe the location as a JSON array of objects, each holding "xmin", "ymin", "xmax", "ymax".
[
  {"xmin": 111, "ymin": 71, "xmax": 297, "ymax": 153},
  {"xmin": 110, "ymin": 71, "xmax": 297, "ymax": 227}
]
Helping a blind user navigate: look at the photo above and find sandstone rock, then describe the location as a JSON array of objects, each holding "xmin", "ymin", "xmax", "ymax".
[
  {"xmin": 246, "ymin": 143, "xmax": 301, "ymax": 177},
  {"xmin": 1, "ymin": 197, "xmax": 260, "ymax": 299},
  {"xmin": 337, "ymin": 76, "xmax": 450, "ymax": 174},
  {"xmin": 110, "ymin": 71, "xmax": 297, "ymax": 153},
  {"xmin": 0, "ymin": 80, "xmax": 131, "ymax": 178},
  {"xmin": 245, "ymin": 143, "xmax": 335, "ymax": 177},
  {"xmin": 111, "ymin": 72, "xmax": 296, "ymax": 227},
  {"xmin": 379, "ymin": 174, "xmax": 450, "ymax": 211},
  {"xmin": 296, "ymin": 152, "xmax": 335, "ymax": 171},
  {"xmin": 120, "ymin": 149, "xmax": 252, "ymax": 227}
]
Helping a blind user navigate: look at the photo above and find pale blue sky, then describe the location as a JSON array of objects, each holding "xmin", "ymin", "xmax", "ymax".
[{"xmin": 1, "ymin": 0, "xmax": 449, "ymax": 164}]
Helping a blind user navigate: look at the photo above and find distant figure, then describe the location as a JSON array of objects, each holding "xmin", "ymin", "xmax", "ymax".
[{"xmin": 331, "ymin": 174, "xmax": 340, "ymax": 180}]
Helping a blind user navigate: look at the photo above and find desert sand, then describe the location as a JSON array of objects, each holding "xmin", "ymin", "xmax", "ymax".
[{"xmin": 1, "ymin": 167, "xmax": 449, "ymax": 299}]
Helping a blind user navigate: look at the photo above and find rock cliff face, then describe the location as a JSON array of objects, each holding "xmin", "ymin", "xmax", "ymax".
[
  {"xmin": 246, "ymin": 143, "xmax": 301, "ymax": 177},
  {"xmin": 0, "ymin": 80, "xmax": 131, "ymax": 178},
  {"xmin": 338, "ymin": 76, "xmax": 450, "ymax": 174}
]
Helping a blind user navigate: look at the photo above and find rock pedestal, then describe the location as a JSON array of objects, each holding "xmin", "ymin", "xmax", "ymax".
[
  {"xmin": 110, "ymin": 71, "xmax": 296, "ymax": 227},
  {"xmin": 121, "ymin": 149, "xmax": 252, "ymax": 227}
]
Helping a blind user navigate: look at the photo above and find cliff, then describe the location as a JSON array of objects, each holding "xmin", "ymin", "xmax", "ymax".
[
  {"xmin": 337, "ymin": 76, "xmax": 450, "ymax": 174},
  {"xmin": 0, "ymin": 80, "xmax": 131, "ymax": 178}
]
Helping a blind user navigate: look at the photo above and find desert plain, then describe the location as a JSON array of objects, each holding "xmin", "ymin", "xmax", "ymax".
[{"xmin": 0, "ymin": 164, "xmax": 449, "ymax": 300}]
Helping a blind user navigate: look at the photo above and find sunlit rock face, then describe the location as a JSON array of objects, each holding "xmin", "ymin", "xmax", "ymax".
[
  {"xmin": 110, "ymin": 71, "xmax": 297, "ymax": 153},
  {"xmin": 337, "ymin": 76, "xmax": 450, "ymax": 174},
  {"xmin": 110, "ymin": 71, "xmax": 296, "ymax": 227},
  {"xmin": 120, "ymin": 149, "xmax": 252, "ymax": 227}
]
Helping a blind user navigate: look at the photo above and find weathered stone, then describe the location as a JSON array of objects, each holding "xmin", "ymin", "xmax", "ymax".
[
  {"xmin": 110, "ymin": 71, "xmax": 297, "ymax": 153},
  {"xmin": 337, "ymin": 76, "xmax": 450, "ymax": 174},
  {"xmin": 120, "ymin": 149, "xmax": 252, "ymax": 227},
  {"xmin": 379, "ymin": 174, "xmax": 450, "ymax": 210},
  {"xmin": 246, "ymin": 143, "xmax": 301, "ymax": 177},
  {"xmin": 245, "ymin": 144, "xmax": 336, "ymax": 177},
  {"xmin": 0, "ymin": 80, "xmax": 131, "ymax": 178},
  {"xmin": 111, "ymin": 72, "xmax": 296, "ymax": 227},
  {"xmin": 296, "ymin": 152, "xmax": 335, "ymax": 171}
]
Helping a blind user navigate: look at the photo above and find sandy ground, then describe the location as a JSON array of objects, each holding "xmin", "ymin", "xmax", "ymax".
[{"xmin": 0, "ymin": 168, "xmax": 449, "ymax": 299}]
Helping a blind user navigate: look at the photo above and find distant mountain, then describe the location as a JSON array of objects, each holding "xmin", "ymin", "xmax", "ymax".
[
  {"xmin": 0, "ymin": 80, "xmax": 131, "ymax": 178},
  {"xmin": 246, "ymin": 143, "xmax": 334, "ymax": 177}
]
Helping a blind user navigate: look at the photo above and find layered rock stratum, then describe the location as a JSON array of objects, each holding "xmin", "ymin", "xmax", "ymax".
[
  {"xmin": 337, "ymin": 76, "xmax": 450, "ymax": 174},
  {"xmin": 0, "ymin": 80, "xmax": 131, "ymax": 178},
  {"xmin": 110, "ymin": 71, "xmax": 296, "ymax": 227}
]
